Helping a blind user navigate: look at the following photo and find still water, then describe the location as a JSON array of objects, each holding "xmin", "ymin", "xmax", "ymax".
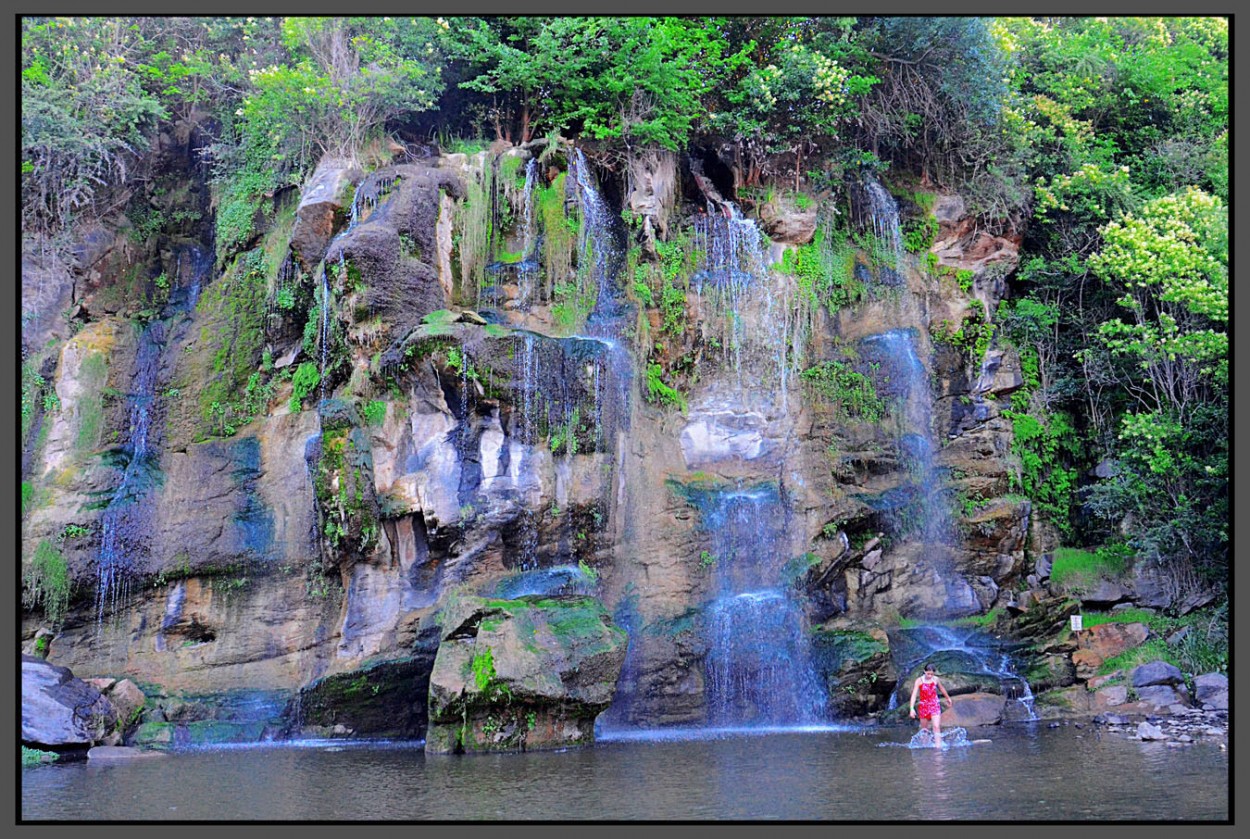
[{"xmin": 22, "ymin": 723, "xmax": 1227, "ymax": 821}]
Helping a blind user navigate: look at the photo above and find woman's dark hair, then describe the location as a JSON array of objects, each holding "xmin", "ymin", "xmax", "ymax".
[{"xmin": 924, "ymin": 663, "xmax": 935, "ymax": 672}]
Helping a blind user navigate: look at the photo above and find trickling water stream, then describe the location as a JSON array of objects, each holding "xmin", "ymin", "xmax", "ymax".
[{"xmin": 95, "ymin": 245, "xmax": 212, "ymax": 629}]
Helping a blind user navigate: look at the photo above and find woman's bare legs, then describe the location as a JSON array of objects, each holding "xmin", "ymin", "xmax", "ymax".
[{"xmin": 931, "ymin": 713, "xmax": 943, "ymax": 748}]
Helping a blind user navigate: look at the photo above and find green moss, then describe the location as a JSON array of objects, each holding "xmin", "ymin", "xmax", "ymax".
[
  {"xmin": 800, "ymin": 360, "xmax": 887, "ymax": 422},
  {"xmin": 196, "ymin": 248, "xmax": 271, "ymax": 436},
  {"xmin": 811, "ymin": 628, "xmax": 888, "ymax": 663},
  {"xmin": 470, "ymin": 646, "xmax": 496, "ymax": 692},
  {"xmin": 361, "ymin": 399, "xmax": 387, "ymax": 426},
  {"xmin": 22, "ymin": 746, "xmax": 58, "ymax": 766},
  {"xmin": 645, "ymin": 363, "xmax": 686, "ymax": 411},
  {"xmin": 536, "ymin": 172, "xmax": 574, "ymax": 300},
  {"xmin": 289, "ymin": 362, "xmax": 321, "ymax": 413},
  {"xmin": 75, "ymin": 352, "xmax": 109, "ymax": 455},
  {"xmin": 23, "ymin": 539, "xmax": 70, "ymax": 624}
]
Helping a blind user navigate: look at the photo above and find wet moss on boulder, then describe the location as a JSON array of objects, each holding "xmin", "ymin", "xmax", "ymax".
[
  {"xmin": 810, "ymin": 619, "xmax": 897, "ymax": 716},
  {"xmin": 292, "ymin": 652, "xmax": 436, "ymax": 740},
  {"xmin": 426, "ymin": 593, "xmax": 628, "ymax": 754}
]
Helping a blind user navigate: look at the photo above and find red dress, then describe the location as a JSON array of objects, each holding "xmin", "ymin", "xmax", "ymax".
[{"xmin": 917, "ymin": 680, "xmax": 941, "ymax": 719}]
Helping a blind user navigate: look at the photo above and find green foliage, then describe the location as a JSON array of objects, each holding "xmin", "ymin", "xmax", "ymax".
[
  {"xmin": 23, "ymin": 746, "xmax": 58, "ymax": 767},
  {"xmin": 24, "ymin": 539, "xmax": 71, "ymax": 624},
  {"xmin": 800, "ymin": 360, "xmax": 886, "ymax": 422},
  {"xmin": 781, "ymin": 228, "xmax": 864, "ymax": 316},
  {"xmin": 901, "ymin": 215, "xmax": 939, "ymax": 253},
  {"xmin": 1002, "ymin": 408, "xmax": 1080, "ymax": 536},
  {"xmin": 21, "ymin": 18, "xmax": 169, "ymax": 232},
  {"xmin": 1089, "ymin": 188, "xmax": 1227, "ymax": 385},
  {"xmin": 289, "ymin": 362, "xmax": 320, "ymax": 413},
  {"xmin": 931, "ymin": 309, "xmax": 995, "ymax": 368},
  {"xmin": 361, "ymin": 400, "xmax": 387, "ymax": 427},
  {"xmin": 21, "ymin": 361, "xmax": 50, "ymax": 443},
  {"xmin": 645, "ymin": 363, "xmax": 686, "ymax": 412},
  {"xmin": 470, "ymin": 646, "xmax": 497, "ymax": 692},
  {"xmin": 1083, "ymin": 603, "xmax": 1226, "ymax": 676},
  {"xmin": 699, "ymin": 550, "xmax": 717, "ymax": 569},
  {"xmin": 577, "ymin": 559, "xmax": 598, "ymax": 583}
]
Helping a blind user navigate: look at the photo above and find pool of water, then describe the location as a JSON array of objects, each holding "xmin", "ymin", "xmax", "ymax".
[{"xmin": 21, "ymin": 723, "xmax": 1228, "ymax": 821}]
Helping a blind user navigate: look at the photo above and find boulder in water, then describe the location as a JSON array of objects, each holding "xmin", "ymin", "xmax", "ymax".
[
  {"xmin": 945, "ymin": 692, "xmax": 1005, "ymax": 727},
  {"xmin": 1194, "ymin": 672, "xmax": 1228, "ymax": 710},
  {"xmin": 426, "ymin": 594, "xmax": 628, "ymax": 754}
]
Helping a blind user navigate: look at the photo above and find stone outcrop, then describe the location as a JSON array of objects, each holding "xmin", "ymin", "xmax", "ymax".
[
  {"xmin": 22, "ymin": 655, "xmax": 116, "ymax": 748},
  {"xmin": 1070, "ymin": 622, "xmax": 1150, "ymax": 679},
  {"xmin": 426, "ymin": 594, "xmax": 628, "ymax": 753},
  {"xmin": 290, "ymin": 156, "xmax": 364, "ymax": 272}
]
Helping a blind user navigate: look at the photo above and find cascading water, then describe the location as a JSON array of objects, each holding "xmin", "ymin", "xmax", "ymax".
[
  {"xmin": 862, "ymin": 174, "xmax": 904, "ymax": 272},
  {"xmin": 515, "ymin": 158, "xmax": 541, "ymax": 309},
  {"xmin": 693, "ymin": 483, "xmax": 825, "ymax": 727},
  {"xmin": 96, "ymin": 245, "xmax": 212, "ymax": 629},
  {"xmin": 889, "ymin": 624, "xmax": 1038, "ymax": 722},
  {"xmin": 860, "ymin": 327, "xmax": 952, "ymax": 548},
  {"xmin": 690, "ymin": 201, "xmax": 802, "ymax": 412}
]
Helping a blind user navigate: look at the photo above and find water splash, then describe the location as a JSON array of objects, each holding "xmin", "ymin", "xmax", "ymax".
[{"xmin": 876, "ymin": 726, "xmax": 972, "ymax": 749}]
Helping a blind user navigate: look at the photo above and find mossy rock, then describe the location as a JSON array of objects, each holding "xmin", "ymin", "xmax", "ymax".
[
  {"xmin": 427, "ymin": 594, "xmax": 628, "ymax": 754},
  {"xmin": 811, "ymin": 620, "xmax": 897, "ymax": 715},
  {"xmin": 295, "ymin": 656, "xmax": 435, "ymax": 739}
]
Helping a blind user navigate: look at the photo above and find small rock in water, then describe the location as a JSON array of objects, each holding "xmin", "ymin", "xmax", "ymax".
[
  {"xmin": 972, "ymin": 739, "xmax": 992, "ymax": 744},
  {"xmin": 1137, "ymin": 722, "xmax": 1167, "ymax": 741},
  {"xmin": 1048, "ymin": 722, "xmax": 1061, "ymax": 729}
]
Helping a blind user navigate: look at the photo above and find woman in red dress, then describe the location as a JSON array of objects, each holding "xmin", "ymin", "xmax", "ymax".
[{"xmin": 908, "ymin": 663, "xmax": 954, "ymax": 747}]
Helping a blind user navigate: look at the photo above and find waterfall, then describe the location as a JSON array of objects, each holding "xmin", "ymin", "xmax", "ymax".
[
  {"xmin": 95, "ymin": 245, "xmax": 210, "ymax": 629},
  {"xmin": 573, "ymin": 149, "xmax": 626, "ymax": 324},
  {"xmin": 694, "ymin": 484, "xmax": 824, "ymax": 727},
  {"xmin": 863, "ymin": 174, "xmax": 904, "ymax": 270},
  {"xmin": 516, "ymin": 158, "xmax": 541, "ymax": 309},
  {"xmin": 860, "ymin": 328, "xmax": 952, "ymax": 549},
  {"xmin": 690, "ymin": 202, "xmax": 800, "ymax": 412}
]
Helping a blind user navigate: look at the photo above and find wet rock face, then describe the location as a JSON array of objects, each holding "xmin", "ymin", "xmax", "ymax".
[
  {"xmin": 426, "ymin": 594, "xmax": 628, "ymax": 753},
  {"xmin": 810, "ymin": 619, "xmax": 897, "ymax": 716},
  {"xmin": 290, "ymin": 156, "xmax": 364, "ymax": 272},
  {"xmin": 324, "ymin": 163, "xmax": 465, "ymax": 350}
]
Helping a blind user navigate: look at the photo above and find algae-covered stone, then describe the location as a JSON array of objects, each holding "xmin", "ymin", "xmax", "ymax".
[
  {"xmin": 810, "ymin": 619, "xmax": 897, "ymax": 715},
  {"xmin": 426, "ymin": 593, "xmax": 628, "ymax": 754},
  {"xmin": 294, "ymin": 654, "xmax": 435, "ymax": 739}
]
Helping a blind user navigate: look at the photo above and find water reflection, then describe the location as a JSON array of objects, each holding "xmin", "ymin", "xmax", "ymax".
[{"xmin": 22, "ymin": 725, "xmax": 1226, "ymax": 821}]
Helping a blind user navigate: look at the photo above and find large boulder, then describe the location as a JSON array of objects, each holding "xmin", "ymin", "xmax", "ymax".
[
  {"xmin": 1131, "ymin": 660, "xmax": 1184, "ymax": 688},
  {"xmin": 945, "ymin": 692, "xmax": 1005, "ymax": 727},
  {"xmin": 757, "ymin": 192, "xmax": 818, "ymax": 245},
  {"xmin": 22, "ymin": 655, "xmax": 117, "ymax": 747},
  {"xmin": 810, "ymin": 619, "xmax": 897, "ymax": 716},
  {"xmin": 1194, "ymin": 672, "xmax": 1228, "ymax": 710},
  {"xmin": 290, "ymin": 156, "xmax": 364, "ymax": 271},
  {"xmin": 426, "ymin": 594, "xmax": 628, "ymax": 753}
]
